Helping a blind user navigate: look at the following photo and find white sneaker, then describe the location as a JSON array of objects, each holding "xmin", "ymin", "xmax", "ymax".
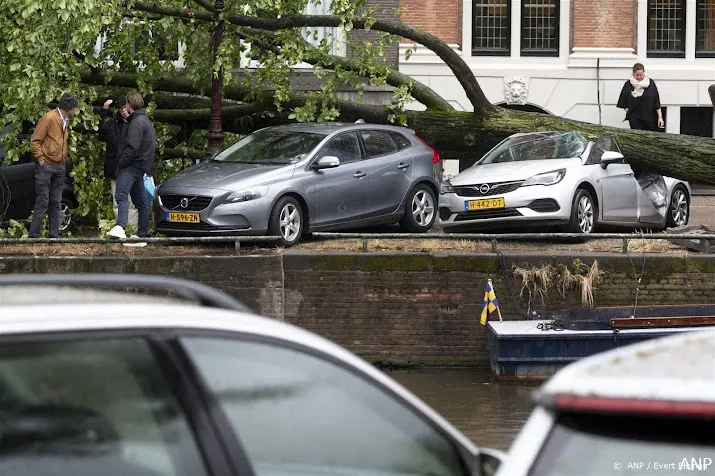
[
  {"xmin": 107, "ymin": 225, "xmax": 127, "ymax": 240},
  {"xmin": 123, "ymin": 234, "xmax": 148, "ymax": 248}
]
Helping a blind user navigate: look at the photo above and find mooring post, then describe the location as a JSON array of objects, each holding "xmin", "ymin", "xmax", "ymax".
[
  {"xmin": 362, "ymin": 238, "xmax": 368, "ymax": 252},
  {"xmin": 234, "ymin": 239, "xmax": 240, "ymax": 251},
  {"xmin": 622, "ymin": 238, "xmax": 629, "ymax": 254},
  {"xmin": 491, "ymin": 238, "xmax": 498, "ymax": 253}
]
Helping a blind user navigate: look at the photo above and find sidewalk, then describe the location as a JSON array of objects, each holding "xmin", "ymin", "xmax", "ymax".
[{"xmin": 691, "ymin": 196, "xmax": 715, "ymax": 229}]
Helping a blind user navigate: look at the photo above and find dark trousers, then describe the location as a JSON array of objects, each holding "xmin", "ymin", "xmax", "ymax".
[
  {"xmin": 29, "ymin": 162, "xmax": 66, "ymax": 238},
  {"xmin": 115, "ymin": 166, "xmax": 149, "ymax": 237},
  {"xmin": 629, "ymin": 117, "xmax": 660, "ymax": 131}
]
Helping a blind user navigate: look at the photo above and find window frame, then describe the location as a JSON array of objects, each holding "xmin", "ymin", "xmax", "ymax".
[
  {"xmin": 471, "ymin": 0, "xmax": 512, "ymax": 56},
  {"xmin": 646, "ymin": 0, "xmax": 687, "ymax": 58},
  {"xmin": 695, "ymin": 0, "xmax": 715, "ymax": 58},
  {"xmin": 172, "ymin": 329, "xmax": 480, "ymax": 476},
  {"xmin": 0, "ymin": 329, "xmax": 244, "ymax": 476},
  {"xmin": 520, "ymin": 0, "xmax": 560, "ymax": 57}
]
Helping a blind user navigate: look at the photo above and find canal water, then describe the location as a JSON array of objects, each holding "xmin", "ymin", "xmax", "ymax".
[{"xmin": 386, "ymin": 368, "xmax": 538, "ymax": 451}]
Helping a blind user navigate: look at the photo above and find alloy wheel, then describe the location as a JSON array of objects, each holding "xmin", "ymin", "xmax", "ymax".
[
  {"xmin": 670, "ymin": 189, "xmax": 688, "ymax": 226},
  {"xmin": 412, "ymin": 190, "xmax": 435, "ymax": 227},
  {"xmin": 59, "ymin": 202, "xmax": 72, "ymax": 232},
  {"xmin": 577, "ymin": 195, "xmax": 594, "ymax": 233},
  {"xmin": 279, "ymin": 203, "xmax": 301, "ymax": 242}
]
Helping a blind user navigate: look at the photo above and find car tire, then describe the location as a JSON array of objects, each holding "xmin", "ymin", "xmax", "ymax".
[
  {"xmin": 268, "ymin": 196, "xmax": 304, "ymax": 247},
  {"xmin": 666, "ymin": 185, "xmax": 689, "ymax": 228},
  {"xmin": 567, "ymin": 188, "xmax": 596, "ymax": 234},
  {"xmin": 59, "ymin": 196, "xmax": 75, "ymax": 233},
  {"xmin": 400, "ymin": 184, "xmax": 437, "ymax": 233}
]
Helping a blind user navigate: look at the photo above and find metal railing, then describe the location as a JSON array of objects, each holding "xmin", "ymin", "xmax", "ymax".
[{"xmin": 0, "ymin": 231, "xmax": 713, "ymax": 254}]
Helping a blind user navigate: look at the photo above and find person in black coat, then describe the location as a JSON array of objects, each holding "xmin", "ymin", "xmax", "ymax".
[
  {"xmin": 98, "ymin": 95, "xmax": 138, "ymax": 229},
  {"xmin": 107, "ymin": 91, "xmax": 156, "ymax": 240},
  {"xmin": 617, "ymin": 63, "xmax": 665, "ymax": 131}
]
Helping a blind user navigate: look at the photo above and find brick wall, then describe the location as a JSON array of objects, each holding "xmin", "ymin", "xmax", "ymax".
[
  {"xmin": 4, "ymin": 252, "xmax": 715, "ymax": 366},
  {"xmin": 398, "ymin": 0, "xmax": 461, "ymax": 45},
  {"xmin": 572, "ymin": 0, "xmax": 637, "ymax": 49},
  {"xmin": 348, "ymin": 0, "xmax": 401, "ymax": 67}
]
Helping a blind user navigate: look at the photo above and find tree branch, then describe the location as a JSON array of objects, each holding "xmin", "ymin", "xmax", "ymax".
[
  {"xmin": 131, "ymin": 2, "xmax": 491, "ymax": 112},
  {"xmin": 242, "ymin": 28, "xmax": 453, "ymax": 110}
]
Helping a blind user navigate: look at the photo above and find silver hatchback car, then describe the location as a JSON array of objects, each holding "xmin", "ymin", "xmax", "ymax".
[{"xmin": 154, "ymin": 123, "xmax": 443, "ymax": 245}]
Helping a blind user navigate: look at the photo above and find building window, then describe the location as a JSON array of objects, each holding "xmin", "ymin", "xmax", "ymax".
[
  {"xmin": 647, "ymin": 0, "xmax": 686, "ymax": 57},
  {"xmin": 472, "ymin": 0, "xmax": 511, "ymax": 56},
  {"xmin": 681, "ymin": 107, "xmax": 714, "ymax": 137},
  {"xmin": 521, "ymin": 0, "xmax": 559, "ymax": 56},
  {"xmin": 696, "ymin": 0, "xmax": 715, "ymax": 57}
]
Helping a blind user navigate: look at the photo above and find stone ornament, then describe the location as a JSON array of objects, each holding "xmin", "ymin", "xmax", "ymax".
[{"xmin": 504, "ymin": 77, "xmax": 529, "ymax": 105}]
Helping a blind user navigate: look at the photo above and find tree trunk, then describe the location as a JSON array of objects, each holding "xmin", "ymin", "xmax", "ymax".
[
  {"xmin": 80, "ymin": 71, "xmax": 715, "ymax": 185},
  {"xmin": 206, "ymin": 0, "xmax": 226, "ymax": 160}
]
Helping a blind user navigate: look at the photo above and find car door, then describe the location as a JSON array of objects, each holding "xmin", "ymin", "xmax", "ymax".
[
  {"xmin": 181, "ymin": 335, "xmax": 476, "ymax": 476},
  {"xmin": 0, "ymin": 333, "xmax": 213, "ymax": 476},
  {"xmin": 590, "ymin": 138, "xmax": 639, "ymax": 223},
  {"xmin": 310, "ymin": 131, "xmax": 372, "ymax": 226},
  {"xmin": 0, "ymin": 133, "xmax": 36, "ymax": 221},
  {"xmin": 359, "ymin": 129, "xmax": 414, "ymax": 216}
]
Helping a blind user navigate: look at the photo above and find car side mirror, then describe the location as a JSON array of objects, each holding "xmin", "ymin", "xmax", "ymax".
[
  {"xmin": 476, "ymin": 447, "xmax": 506, "ymax": 476},
  {"xmin": 313, "ymin": 156, "xmax": 340, "ymax": 170},
  {"xmin": 600, "ymin": 151, "xmax": 624, "ymax": 169}
]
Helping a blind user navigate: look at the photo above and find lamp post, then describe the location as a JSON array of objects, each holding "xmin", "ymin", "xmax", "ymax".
[{"xmin": 205, "ymin": 0, "xmax": 225, "ymax": 161}]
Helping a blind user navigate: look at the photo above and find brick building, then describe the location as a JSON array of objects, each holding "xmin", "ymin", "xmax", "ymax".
[{"xmin": 399, "ymin": 0, "xmax": 715, "ymax": 176}]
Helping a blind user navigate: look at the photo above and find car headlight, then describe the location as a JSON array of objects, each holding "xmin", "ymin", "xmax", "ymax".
[
  {"xmin": 521, "ymin": 169, "xmax": 566, "ymax": 187},
  {"xmin": 440, "ymin": 181, "xmax": 455, "ymax": 194},
  {"xmin": 225, "ymin": 185, "xmax": 269, "ymax": 203}
]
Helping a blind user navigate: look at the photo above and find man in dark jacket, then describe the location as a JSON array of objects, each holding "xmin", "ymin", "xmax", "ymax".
[
  {"xmin": 107, "ymin": 91, "xmax": 155, "ymax": 240},
  {"xmin": 98, "ymin": 95, "xmax": 138, "ymax": 230}
]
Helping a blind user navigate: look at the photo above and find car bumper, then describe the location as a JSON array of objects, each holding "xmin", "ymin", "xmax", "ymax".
[
  {"xmin": 153, "ymin": 188, "xmax": 272, "ymax": 236},
  {"xmin": 438, "ymin": 186, "xmax": 572, "ymax": 230}
]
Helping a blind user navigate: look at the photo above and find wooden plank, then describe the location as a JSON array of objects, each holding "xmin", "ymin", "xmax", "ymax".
[{"xmin": 610, "ymin": 316, "xmax": 715, "ymax": 328}]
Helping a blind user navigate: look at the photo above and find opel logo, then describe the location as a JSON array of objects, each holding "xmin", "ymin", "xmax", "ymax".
[
  {"xmin": 180, "ymin": 197, "xmax": 189, "ymax": 208},
  {"xmin": 479, "ymin": 184, "xmax": 490, "ymax": 194}
]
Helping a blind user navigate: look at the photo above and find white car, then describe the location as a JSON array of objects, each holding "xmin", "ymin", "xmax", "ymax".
[
  {"xmin": 439, "ymin": 131, "xmax": 691, "ymax": 233},
  {"xmin": 0, "ymin": 274, "xmax": 504, "ymax": 476},
  {"xmin": 496, "ymin": 328, "xmax": 715, "ymax": 476}
]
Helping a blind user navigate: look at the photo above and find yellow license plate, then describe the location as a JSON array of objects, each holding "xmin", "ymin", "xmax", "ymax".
[
  {"xmin": 465, "ymin": 198, "xmax": 505, "ymax": 211},
  {"xmin": 168, "ymin": 212, "xmax": 200, "ymax": 223}
]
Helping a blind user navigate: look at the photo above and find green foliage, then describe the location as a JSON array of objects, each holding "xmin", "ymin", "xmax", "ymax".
[
  {"xmin": 1, "ymin": 0, "xmax": 403, "ymax": 232},
  {"xmin": 0, "ymin": 220, "xmax": 29, "ymax": 238}
]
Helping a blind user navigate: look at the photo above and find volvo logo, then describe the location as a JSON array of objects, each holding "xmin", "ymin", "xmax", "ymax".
[
  {"xmin": 479, "ymin": 184, "xmax": 491, "ymax": 194},
  {"xmin": 180, "ymin": 197, "xmax": 190, "ymax": 208}
]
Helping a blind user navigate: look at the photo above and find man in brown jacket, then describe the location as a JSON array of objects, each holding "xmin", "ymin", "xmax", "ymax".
[{"xmin": 28, "ymin": 92, "xmax": 78, "ymax": 238}]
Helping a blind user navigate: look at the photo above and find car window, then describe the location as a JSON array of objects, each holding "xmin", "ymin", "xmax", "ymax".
[
  {"xmin": 0, "ymin": 338, "xmax": 208, "ymax": 476},
  {"xmin": 319, "ymin": 132, "xmax": 361, "ymax": 164},
  {"xmin": 479, "ymin": 132, "xmax": 588, "ymax": 164},
  {"xmin": 182, "ymin": 337, "xmax": 467, "ymax": 476},
  {"xmin": 390, "ymin": 132, "xmax": 412, "ymax": 151},
  {"xmin": 587, "ymin": 137, "xmax": 623, "ymax": 166},
  {"xmin": 213, "ymin": 130, "xmax": 327, "ymax": 165},
  {"xmin": 359, "ymin": 130, "xmax": 399, "ymax": 158},
  {"xmin": 528, "ymin": 412, "xmax": 715, "ymax": 476}
]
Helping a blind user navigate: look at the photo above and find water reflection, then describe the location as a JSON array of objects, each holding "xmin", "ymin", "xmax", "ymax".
[{"xmin": 387, "ymin": 368, "xmax": 538, "ymax": 451}]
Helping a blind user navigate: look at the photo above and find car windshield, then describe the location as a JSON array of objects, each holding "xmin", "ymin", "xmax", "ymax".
[
  {"xmin": 528, "ymin": 412, "xmax": 715, "ymax": 476},
  {"xmin": 478, "ymin": 132, "xmax": 588, "ymax": 165},
  {"xmin": 213, "ymin": 129, "xmax": 327, "ymax": 165}
]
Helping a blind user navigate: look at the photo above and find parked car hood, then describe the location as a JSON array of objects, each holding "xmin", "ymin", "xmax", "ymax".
[
  {"xmin": 452, "ymin": 158, "xmax": 582, "ymax": 184},
  {"xmin": 162, "ymin": 162, "xmax": 290, "ymax": 190}
]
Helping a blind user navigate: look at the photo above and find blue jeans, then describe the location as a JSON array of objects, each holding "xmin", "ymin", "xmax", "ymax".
[
  {"xmin": 115, "ymin": 166, "xmax": 149, "ymax": 237},
  {"xmin": 29, "ymin": 162, "xmax": 66, "ymax": 238}
]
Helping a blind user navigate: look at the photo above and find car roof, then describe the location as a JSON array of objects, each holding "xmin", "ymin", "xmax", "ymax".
[
  {"xmin": 538, "ymin": 328, "xmax": 715, "ymax": 403},
  {"xmin": 0, "ymin": 293, "xmax": 478, "ymax": 454},
  {"xmin": 264, "ymin": 122, "xmax": 416, "ymax": 135}
]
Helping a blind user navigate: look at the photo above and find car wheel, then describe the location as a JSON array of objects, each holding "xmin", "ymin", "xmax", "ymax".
[
  {"xmin": 268, "ymin": 196, "xmax": 304, "ymax": 247},
  {"xmin": 568, "ymin": 189, "xmax": 596, "ymax": 234},
  {"xmin": 59, "ymin": 197, "xmax": 75, "ymax": 232},
  {"xmin": 400, "ymin": 184, "xmax": 437, "ymax": 233},
  {"xmin": 666, "ymin": 185, "xmax": 689, "ymax": 228}
]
